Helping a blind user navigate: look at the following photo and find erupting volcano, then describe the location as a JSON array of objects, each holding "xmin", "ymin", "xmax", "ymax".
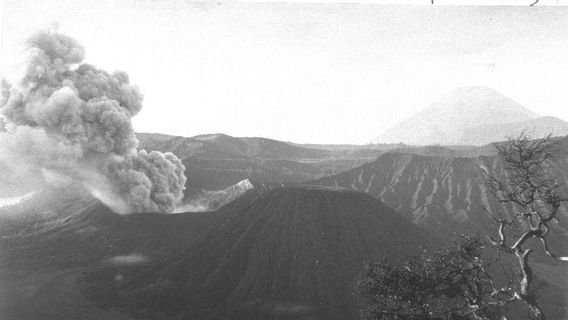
[{"xmin": 0, "ymin": 31, "xmax": 186, "ymax": 214}]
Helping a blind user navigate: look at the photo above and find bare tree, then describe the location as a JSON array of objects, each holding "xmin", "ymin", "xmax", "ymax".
[
  {"xmin": 356, "ymin": 236, "xmax": 519, "ymax": 320},
  {"xmin": 485, "ymin": 132, "xmax": 568, "ymax": 320}
]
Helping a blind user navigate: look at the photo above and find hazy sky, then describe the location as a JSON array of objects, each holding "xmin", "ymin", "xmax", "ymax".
[{"xmin": 2, "ymin": 0, "xmax": 568, "ymax": 143}]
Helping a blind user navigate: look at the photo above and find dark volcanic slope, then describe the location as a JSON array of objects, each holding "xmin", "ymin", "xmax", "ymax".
[
  {"xmin": 2, "ymin": 203, "xmax": 220, "ymax": 269},
  {"xmin": 1, "ymin": 199, "xmax": 222, "ymax": 320},
  {"xmin": 83, "ymin": 187, "xmax": 434, "ymax": 320}
]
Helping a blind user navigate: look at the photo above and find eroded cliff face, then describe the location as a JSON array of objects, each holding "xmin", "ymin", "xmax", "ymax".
[{"xmin": 311, "ymin": 151, "xmax": 568, "ymax": 237}]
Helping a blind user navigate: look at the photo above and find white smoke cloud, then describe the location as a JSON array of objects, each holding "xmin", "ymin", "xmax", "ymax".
[
  {"xmin": 1, "ymin": 79, "xmax": 11, "ymax": 109},
  {"xmin": 175, "ymin": 179, "xmax": 254, "ymax": 213},
  {"xmin": 0, "ymin": 30, "xmax": 186, "ymax": 214},
  {"xmin": 105, "ymin": 253, "xmax": 149, "ymax": 266}
]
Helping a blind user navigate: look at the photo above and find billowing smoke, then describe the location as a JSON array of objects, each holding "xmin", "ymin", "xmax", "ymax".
[
  {"xmin": 0, "ymin": 31, "xmax": 186, "ymax": 214},
  {"xmin": 1, "ymin": 79, "xmax": 11, "ymax": 108}
]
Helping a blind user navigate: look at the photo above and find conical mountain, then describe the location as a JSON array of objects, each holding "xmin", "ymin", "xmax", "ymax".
[
  {"xmin": 373, "ymin": 86, "xmax": 540, "ymax": 145},
  {"xmin": 82, "ymin": 186, "xmax": 435, "ymax": 320}
]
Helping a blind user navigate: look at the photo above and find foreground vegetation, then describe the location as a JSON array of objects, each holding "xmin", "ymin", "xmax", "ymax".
[{"xmin": 358, "ymin": 133, "xmax": 568, "ymax": 320}]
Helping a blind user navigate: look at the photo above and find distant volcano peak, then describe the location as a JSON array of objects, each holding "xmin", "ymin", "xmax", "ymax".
[
  {"xmin": 448, "ymin": 85, "xmax": 511, "ymax": 97},
  {"xmin": 372, "ymin": 86, "xmax": 548, "ymax": 146}
]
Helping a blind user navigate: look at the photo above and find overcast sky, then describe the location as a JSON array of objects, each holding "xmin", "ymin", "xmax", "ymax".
[{"xmin": 2, "ymin": 0, "xmax": 568, "ymax": 144}]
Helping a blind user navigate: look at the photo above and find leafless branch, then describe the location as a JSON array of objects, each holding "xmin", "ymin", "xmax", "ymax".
[
  {"xmin": 485, "ymin": 133, "xmax": 566, "ymax": 320},
  {"xmin": 537, "ymin": 235, "xmax": 568, "ymax": 261}
]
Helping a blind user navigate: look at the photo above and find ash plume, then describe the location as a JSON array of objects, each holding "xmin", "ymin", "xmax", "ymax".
[
  {"xmin": 1, "ymin": 79, "xmax": 12, "ymax": 108},
  {"xmin": 0, "ymin": 30, "xmax": 186, "ymax": 214}
]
